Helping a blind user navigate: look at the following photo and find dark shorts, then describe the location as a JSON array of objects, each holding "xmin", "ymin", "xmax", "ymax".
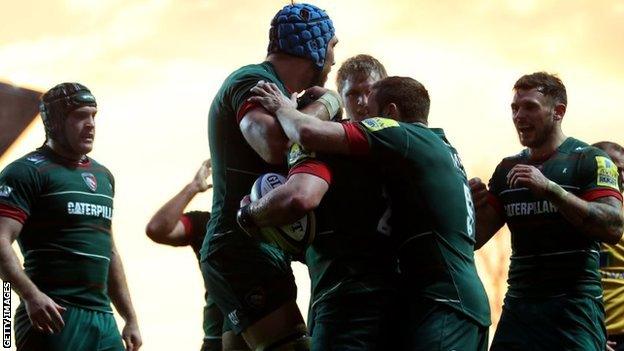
[
  {"xmin": 402, "ymin": 297, "xmax": 488, "ymax": 351},
  {"xmin": 15, "ymin": 304, "xmax": 123, "ymax": 351},
  {"xmin": 308, "ymin": 288, "xmax": 399, "ymax": 351},
  {"xmin": 491, "ymin": 295, "xmax": 606, "ymax": 351},
  {"xmin": 201, "ymin": 295, "xmax": 224, "ymax": 351},
  {"xmin": 201, "ymin": 230, "xmax": 296, "ymax": 334}
]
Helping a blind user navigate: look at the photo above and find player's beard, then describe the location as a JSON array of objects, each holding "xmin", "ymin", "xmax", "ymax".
[
  {"xmin": 309, "ymin": 67, "xmax": 328, "ymax": 88},
  {"xmin": 525, "ymin": 116, "xmax": 556, "ymax": 149}
]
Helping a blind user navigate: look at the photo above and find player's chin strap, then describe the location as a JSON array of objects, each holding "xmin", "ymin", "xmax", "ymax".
[{"xmin": 255, "ymin": 324, "xmax": 310, "ymax": 351}]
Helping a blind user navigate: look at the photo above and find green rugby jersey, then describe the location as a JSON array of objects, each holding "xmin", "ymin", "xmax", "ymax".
[
  {"xmin": 343, "ymin": 117, "xmax": 491, "ymax": 327},
  {"xmin": 0, "ymin": 146, "xmax": 114, "ymax": 312},
  {"xmin": 488, "ymin": 137, "xmax": 623, "ymax": 298},
  {"xmin": 202, "ymin": 62, "xmax": 289, "ymax": 260},
  {"xmin": 286, "ymin": 143, "xmax": 395, "ymax": 306}
]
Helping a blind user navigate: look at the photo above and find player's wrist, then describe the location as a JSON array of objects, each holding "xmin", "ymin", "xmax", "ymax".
[
  {"xmin": 316, "ymin": 91, "xmax": 342, "ymax": 120},
  {"xmin": 545, "ymin": 180, "xmax": 567, "ymax": 200},
  {"xmin": 237, "ymin": 205, "xmax": 259, "ymax": 237}
]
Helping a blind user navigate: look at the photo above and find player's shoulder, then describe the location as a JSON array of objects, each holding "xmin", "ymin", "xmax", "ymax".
[
  {"xmin": 496, "ymin": 150, "xmax": 527, "ymax": 171},
  {"xmin": 567, "ymin": 138, "xmax": 606, "ymax": 158},
  {"xmin": 1, "ymin": 149, "xmax": 50, "ymax": 176},
  {"xmin": 359, "ymin": 117, "xmax": 401, "ymax": 133},
  {"xmin": 227, "ymin": 62, "xmax": 280, "ymax": 85},
  {"xmin": 287, "ymin": 143, "xmax": 317, "ymax": 168}
]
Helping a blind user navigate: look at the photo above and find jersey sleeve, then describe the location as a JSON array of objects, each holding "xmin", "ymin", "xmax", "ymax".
[
  {"xmin": 229, "ymin": 71, "xmax": 287, "ymax": 124},
  {"xmin": 577, "ymin": 147, "xmax": 623, "ymax": 202},
  {"xmin": 286, "ymin": 143, "xmax": 332, "ymax": 184},
  {"xmin": 345, "ymin": 118, "xmax": 409, "ymax": 158},
  {"xmin": 487, "ymin": 162, "xmax": 506, "ymax": 219},
  {"xmin": 181, "ymin": 211, "xmax": 211, "ymax": 245},
  {"xmin": 0, "ymin": 161, "xmax": 43, "ymax": 223}
]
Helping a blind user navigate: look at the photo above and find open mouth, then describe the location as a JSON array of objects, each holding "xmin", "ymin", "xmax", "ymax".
[{"xmin": 516, "ymin": 126, "xmax": 534, "ymax": 135}]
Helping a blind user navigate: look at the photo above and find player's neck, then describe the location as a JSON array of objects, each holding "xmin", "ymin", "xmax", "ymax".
[
  {"xmin": 45, "ymin": 139, "xmax": 87, "ymax": 163},
  {"xmin": 528, "ymin": 130, "xmax": 567, "ymax": 162},
  {"xmin": 267, "ymin": 54, "xmax": 315, "ymax": 92}
]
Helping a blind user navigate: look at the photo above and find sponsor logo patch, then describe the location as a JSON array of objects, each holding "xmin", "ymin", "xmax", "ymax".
[
  {"xmin": 595, "ymin": 156, "xmax": 619, "ymax": 190},
  {"xmin": 81, "ymin": 172, "xmax": 98, "ymax": 192},
  {"xmin": 361, "ymin": 117, "xmax": 399, "ymax": 132},
  {"xmin": 0, "ymin": 185, "xmax": 12, "ymax": 198},
  {"xmin": 287, "ymin": 143, "xmax": 314, "ymax": 167}
]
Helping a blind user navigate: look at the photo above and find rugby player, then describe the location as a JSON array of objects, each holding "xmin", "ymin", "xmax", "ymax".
[
  {"xmin": 236, "ymin": 145, "xmax": 397, "ymax": 349},
  {"xmin": 0, "ymin": 83, "xmax": 142, "ymax": 350},
  {"xmin": 200, "ymin": 3, "xmax": 340, "ymax": 350},
  {"xmin": 146, "ymin": 160, "xmax": 224, "ymax": 351},
  {"xmin": 593, "ymin": 141, "xmax": 624, "ymax": 351},
  {"xmin": 336, "ymin": 54, "xmax": 387, "ymax": 121},
  {"xmin": 248, "ymin": 76, "xmax": 491, "ymax": 350},
  {"xmin": 469, "ymin": 72, "xmax": 624, "ymax": 350}
]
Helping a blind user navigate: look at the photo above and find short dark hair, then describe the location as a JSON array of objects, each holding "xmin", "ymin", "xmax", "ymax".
[
  {"xmin": 371, "ymin": 76, "xmax": 430, "ymax": 123},
  {"xmin": 513, "ymin": 72, "xmax": 567, "ymax": 106},
  {"xmin": 593, "ymin": 141, "xmax": 624, "ymax": 154},
  {"xmin": 336, "ymin": 54, "xmax": 388, "ymax": 94}
]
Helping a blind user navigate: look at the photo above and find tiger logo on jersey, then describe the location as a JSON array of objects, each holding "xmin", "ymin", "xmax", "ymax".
[
  {"xmin": 361, "ymin": 117, "xmax": 399, "ymax": 132},
  {"xmin": 596, "ymin": 156, "xmax": 619, "ymax": 190},
  {"xmin": 0, "ymin": 185, "xmax": 12, "ymax": 198},
  {"xmin": 81, "ymin": 172, "xmax": 98, "ymax": 192}
]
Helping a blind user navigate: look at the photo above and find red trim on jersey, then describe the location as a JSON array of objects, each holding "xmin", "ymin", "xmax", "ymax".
[
  {"xmin": 180, "ymin": 214, "xmax": 194, "ymax": 242},
  {"xmin": 0, "ymin": 203, "xmax": 28, "ymax": 224},
  {"xmin": 342, "ymin": 123, "xmax": 370, "ymax": 155},
  {"xmin": 487, "ymin": 192, "xmax": 505, "ymax": 219},
  {"xmin": 581, "ymin": 188, "xmax": 623, "ymax": 203},
  {"xmin": 237, "ymin": 101, "xmax": 266, "ymax": 124},
  {"xmin": 288, "ymin": 160, "xmax": 332, "ymax": 185}
]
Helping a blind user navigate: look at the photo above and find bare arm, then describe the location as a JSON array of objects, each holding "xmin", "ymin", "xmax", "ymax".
[
  {"xmin": 474, "ymin": 205, "xmax": 505, "ymax": 250},
  {"xmin": 0, "ymin": 217, "xmax": 66, "ymax": 333},
  {"xmin": 546, "ymin": 188, "xmax": 623, "ymax": 244},
  {"xmin": 240, "ymin": 108, "xmax": 291, "ymax": 165},
  {"xmin": 469, "ymin": 178, "xmax": 505, "ymax": 250},
  {"xmin": 249, "ymin": 82, "xmax": 350, "ymax": 154},
  {"xmin": 508, "ymin": 165, "xmax": 624, "ymax": 244},
  {"xmin": 108, "ymin": 240, "xmax": 142, "ymax": 350},
  {"xmin": 249, "ymin": 173, "xmax": 329, "ymax": 227},
  {"xmin": 240, "ymin": 86, "xmax": 335, "ymax": 164},
  {"xmin": 145, "ymin": 160, "xmax": 211, "ymax": 246}
]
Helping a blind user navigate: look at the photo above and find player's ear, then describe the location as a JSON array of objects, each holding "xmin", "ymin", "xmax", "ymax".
[
  {"xmin": 384, "ymin": 103, "xmax": 400, "ymax": 121},
  {"xmin": 553, "ymin": 103, "xmax": 566, "ymax": 121}
]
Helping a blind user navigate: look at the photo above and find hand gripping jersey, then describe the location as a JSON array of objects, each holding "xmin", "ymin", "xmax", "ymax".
[
  {"xmin": 0, "ymin": 146, "xmax": 115, "ymax": 312},
  {"xmin": 202, "ymin": 62, "xmax": 289, "ymax": 259},
  {"xmin": 488, "ymin": 137, "xmax": 623, "ymax": 299},
  {"xmin": 342, "ymin": 118, "xmax": 491, "ymax": 327}
]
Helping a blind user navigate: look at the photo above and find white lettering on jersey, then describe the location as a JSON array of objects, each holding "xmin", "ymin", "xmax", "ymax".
[
  {"xmin": 504, "ymin": 200, "xmax": 558, "ymax": 217},
  {"xmin": 67, "ymin": 202, "xmax": 113, "ymax": 220}
]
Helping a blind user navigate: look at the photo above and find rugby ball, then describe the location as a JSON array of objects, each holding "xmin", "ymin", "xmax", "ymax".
[{"xmin": 250, "ymin": 173, "xmax": 316, "ymax": 256}]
